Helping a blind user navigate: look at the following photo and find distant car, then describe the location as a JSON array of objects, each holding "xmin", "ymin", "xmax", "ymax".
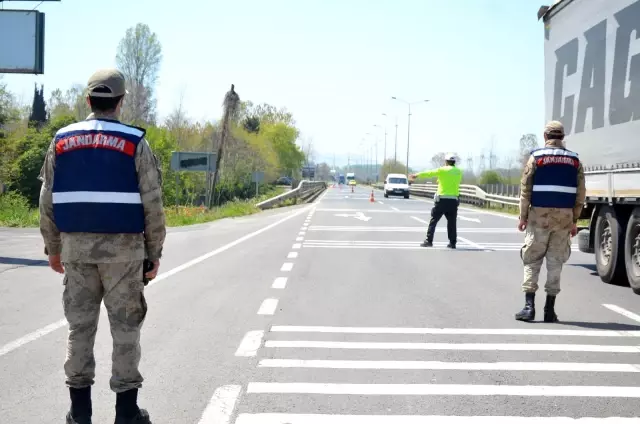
[
  {"xmin": 348, "ymin": 179, "xmax": 356, "ymax": 186},
  {"xmin": 276, "ymin": 176, "xmax": 293, "ymax": 186},
  {"xmin": 384, "ymin": 173, "xmax": 410, "ymax": 198}
]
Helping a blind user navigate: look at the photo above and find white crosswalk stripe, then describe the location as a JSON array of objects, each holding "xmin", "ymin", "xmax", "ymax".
[
  {"xmin": 301, "ymin": 239, "xmax": 579, "ymax": 252},
  {"xmin": 233, "ymin": 324, "xmax": 640, "ymax": 422}
]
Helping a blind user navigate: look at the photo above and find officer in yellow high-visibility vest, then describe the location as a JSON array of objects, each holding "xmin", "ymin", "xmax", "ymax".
[{"xmin": 409, "ymin": 153, "xmax": 462, "ymax": 249}]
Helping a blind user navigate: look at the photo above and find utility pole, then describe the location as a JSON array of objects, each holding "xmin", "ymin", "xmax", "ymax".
[
  {"xmin": 392, "ymin": 97, "xmax": 429, "ymax": 175},
  {"xmin": 394, "ymin": 116, "xmax": 398, "ymax": 165},
  {"xmin": 406, "ymin": 103, "xmax": 411, "ymax": 174},
  {"xmin": 208, "ymin": 84, "xmax": 239, "ymax": 208}
]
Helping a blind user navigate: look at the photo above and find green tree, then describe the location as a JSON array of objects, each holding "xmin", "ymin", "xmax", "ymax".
[
  {"xmin": 479, "ymin": 169, "xmax": 503, "ymax": 185},
  {"xmin": 116, "ymin": 22, "xmax": 163, "ymax": 126},
  {"xmin": 519, "ymin": 133, "xmax": 539, "ymax": 165},
  {"xmin": 263, "ymin": 122, "xmax": 305, "ymax": 176},
  {"xmin": 381, "ymin": 159, "xmax": 408, "ymax": 180},
  {"xmin": 7, "ymin": 115, "xmax": 76, "ymax": 205},
  {"xmin": 47, "ymin": 88, "xmax": 74, "ymax": 120},
  {"xmin": 243, "ymin": 116, "xmax": 260, "ymax": 134},
  {"xmin": 28, "ymin": 84, "xmax": 48, "ymax": 128},
  {"xmin": 0, "ymin": 80, "xmax": 21, "ymax": 144}
]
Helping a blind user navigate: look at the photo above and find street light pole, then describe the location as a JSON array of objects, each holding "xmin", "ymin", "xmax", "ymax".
[
  {"xmin": 392, "ymin": 97, "xmax": 429, "ymax": 175},
  {"xmin": 394, "ymin": 116, "xmax": 398, "ymax": 165},
  {"xmin": 379, "ymin": 115, "xmax": 388, "ymax": 173},
  {"xmin": 406, "ymin": 103, "xmax": 411, "ymax": 175}
]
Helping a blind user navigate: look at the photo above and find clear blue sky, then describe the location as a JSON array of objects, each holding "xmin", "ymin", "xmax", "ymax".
[{"xmin": 1, "ymin": 0, "xmax": 548, "ymax": 170}]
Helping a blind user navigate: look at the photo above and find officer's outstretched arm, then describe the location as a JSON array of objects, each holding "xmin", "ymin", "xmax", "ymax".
[
  {"xmin": 415, "ymin": 168, "xmax": 439, "ymax": 179},
  {"xmin": 135, "ymin": 139, "xmax": 167, "ymax": 261},
  {"xmin": 38, "ymin": 140, "xmax": 62, "ymax": 256}
]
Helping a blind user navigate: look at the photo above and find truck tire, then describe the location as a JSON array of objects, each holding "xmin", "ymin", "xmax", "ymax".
[
  {"xmin": 624, "ymin": 207, "xmax": 640, "ymax": 294},
  {"xmin": 577, "ymin": 229, "xmax": 593, "ymax": 254},
  {"xmin": 594, "ymin": 205, "xmax": 628, "ymax": 286}
]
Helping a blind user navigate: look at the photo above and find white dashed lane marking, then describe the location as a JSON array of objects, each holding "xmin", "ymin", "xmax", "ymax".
[
  {"xmin": 272, "ymin": 277, "xmax": 287, "ymax": 289},
  {"xmin": 258, "ymin": 298, "xmax": 279, "ymax": 315},
  {"xmin": 281, "ymin": 263, "xmax": 294, "ymax": 272}
]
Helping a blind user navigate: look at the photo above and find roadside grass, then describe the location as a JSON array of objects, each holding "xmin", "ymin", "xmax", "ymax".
[
  {"xmin": 0, "ymin": 192, "xmax": 40, "ymax": 228},
  {"xmin": 0, "ymin": 186, "xmax": 289, "ymax": 228}
]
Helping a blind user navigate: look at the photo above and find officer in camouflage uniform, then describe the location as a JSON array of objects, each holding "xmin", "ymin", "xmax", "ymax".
[
  {"xmin": 38, "ymin": 69, "xmax": 166, "ymax": 424},
  {"xmin": 515, "ymin": 120, "xmax": 586, "ymax": 322}
]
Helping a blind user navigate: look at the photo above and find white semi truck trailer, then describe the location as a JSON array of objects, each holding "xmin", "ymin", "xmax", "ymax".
[{"xmin": 539, "ymin": 0, "xmax": 640, "ymax": 293}]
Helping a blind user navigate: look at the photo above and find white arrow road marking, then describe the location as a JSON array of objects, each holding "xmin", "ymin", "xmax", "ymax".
[{"xmin": 334, "ymin": 212, "xmax": 372, "ymax": 222}]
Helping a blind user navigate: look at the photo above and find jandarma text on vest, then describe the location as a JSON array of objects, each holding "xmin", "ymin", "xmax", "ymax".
[
  {"xmin": 55, "ymin": 133, "xmax": 136, "ymax": 156},
  {"xmin": 536, "ymin": 156, "xmax": 579, "ymax": 167}
]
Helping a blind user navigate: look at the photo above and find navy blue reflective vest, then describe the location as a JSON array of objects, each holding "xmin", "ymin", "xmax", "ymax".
[
  {"xmin": 530, "ymin": 147, "xmax": 579, "ymax": 209},
  {"xmin": 51, "ymin": 119, "xmax": 146, "ymax": 233}
]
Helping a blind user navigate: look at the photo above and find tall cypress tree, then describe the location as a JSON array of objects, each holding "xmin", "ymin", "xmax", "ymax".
[{"xmin": 28, "ymin": 84, "xmax": 48, "ymax": 128}]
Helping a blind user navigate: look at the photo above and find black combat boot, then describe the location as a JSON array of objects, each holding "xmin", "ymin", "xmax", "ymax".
[
  {"xmin": 515, "ymin": 292, "xmax": 535, "ymax": 321},
  {"xmin": 66, "ymin": 387, "xmax": 92, "ymax": 424},
  {"xmin": 114, "ymin": 389, "xmax": 152, "ymax": 424},
  {"xmin": 420, "ymin": 240, "xmax": 433, "ymax": 247},
  {"xmin": 447, "ymin": 242, "xmax": 456, "ymax": 249},
  {"xmin": 544, "ymin": 295, "xmax": 559, "ymax": 323}
]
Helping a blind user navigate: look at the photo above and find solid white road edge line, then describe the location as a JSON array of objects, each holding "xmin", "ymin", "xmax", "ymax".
[
  {"xmin": 281, "ymin": 263, "xmax": 294, "ymax": 272},
  {"xmin": 264, "ymin": 340, "xmax": 640, "ymax": 353},
  {"xmin": 246, "ymin": 382, "xmax": 640, "ymax": 397},
  {"xmin": 272, "ymin": 277, "xmax": 287, "ymax": 289},
  {"xmin": 269, "ymin": 325, "xmax": 639, "ymax": 337},
  {"xmin": 197, "ymin": 385, "xmax": 242, "ymax": 424},
  {"xmin": 603, "ymin": 304, "xmax": 640, "ymax": 324},
  {"xmin": 0, "ymin": 205, "xmax": 313, "ymax": 358},
  {"xmin": 235, "ymin": 330, "xmax": 265, "ymax": 357},
  {"xmin": 235, "ymin": 414, "xmax": 640, "ymax": 423},
  {"xmin": 257, "ymin": 359, "xmax": 640, "ymax": 372},
  {"xmin": 0, "ymin": 319, "xmax": 67, "ymax": 357},
  {"xmin": 257, "ymin": 298, "xmax": 278, "ymax": 315}
]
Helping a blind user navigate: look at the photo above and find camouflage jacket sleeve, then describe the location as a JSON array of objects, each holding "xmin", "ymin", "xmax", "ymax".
[
  {"xmin": 38, "ymin": 139, "xmax": 61, "ymax": 256},
  {"xmin": 135, "ymin": 139, "xmax": 166, "ymax": 261},
  {"xmin": 519, "ymin": 155, "xmax": 536, "ymax": 221},
  {"xmin": 573, "ymin": 161, "xmax": 586, "ymax": 223}
]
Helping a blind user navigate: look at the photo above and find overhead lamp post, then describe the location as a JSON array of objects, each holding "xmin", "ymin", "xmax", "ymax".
[{"xmin": 391, "ymin": 97, "xmax": 429, "ymax": 174}]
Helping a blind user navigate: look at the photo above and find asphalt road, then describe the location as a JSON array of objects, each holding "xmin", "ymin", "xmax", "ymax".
[{"xmin": 2, "ymin": 184, "xmax": 640, "ymax": 423}]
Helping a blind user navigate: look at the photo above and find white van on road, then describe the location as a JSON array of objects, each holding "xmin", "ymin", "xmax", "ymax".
[{"xmin": 383, "ymin": 173, "xmax": 410, "ymax": 199}]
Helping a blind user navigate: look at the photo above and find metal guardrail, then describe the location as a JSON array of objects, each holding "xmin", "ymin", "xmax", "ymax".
[
  {"xmin": 373, "ymin": 182, "xmax": 520, "ymax": 208},
  {"xmin": 256, "ymin": 180, "xmax": 327, "ymax": 210}
]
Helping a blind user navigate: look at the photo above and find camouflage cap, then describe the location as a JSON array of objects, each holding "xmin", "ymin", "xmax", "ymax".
[
  {"xmin": 544, "ymin": 120, "xmax": 565, "ymax": 136},
  {"xmin": 87, "ymin": 68, "xmax": 127, "ymax": 98}
]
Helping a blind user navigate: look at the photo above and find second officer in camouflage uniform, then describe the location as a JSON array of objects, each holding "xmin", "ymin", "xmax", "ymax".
[
  {"xmin": 38, "ymin": 69, "xmax": 166, "ymax": 424},
  {"xmin": 515, "ymin": 120, "xmax": 586, "ymax": 323}
]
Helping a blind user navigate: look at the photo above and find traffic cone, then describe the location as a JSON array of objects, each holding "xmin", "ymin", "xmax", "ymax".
[{"xmin": 370, "ymin": 190, "xmax": 375, "ymax": 202}]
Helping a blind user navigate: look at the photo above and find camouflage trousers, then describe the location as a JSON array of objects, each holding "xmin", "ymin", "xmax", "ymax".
[
  {"xmin": 62, "ymin": 260, "xmax": 147, "ymax": 393},
  {"xmin": 520, "ymin": 226, "xmax": 572, "ymax": 296}
]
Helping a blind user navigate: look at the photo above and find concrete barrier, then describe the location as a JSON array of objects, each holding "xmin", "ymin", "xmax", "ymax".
[{"xmin": 256, "ymin": 180, "xmax": 327, "ymax": 210}]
